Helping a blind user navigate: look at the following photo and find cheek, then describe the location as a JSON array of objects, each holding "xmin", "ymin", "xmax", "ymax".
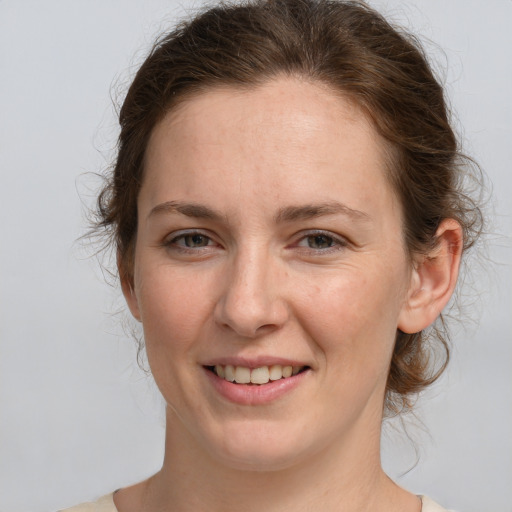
[
  {"xmin": 297, "ymin": 264, "xmax": 407, "ymax": 367},
  {"xmin": 135, "ymin": 262, "xmax": 218, "ymax": 354}
]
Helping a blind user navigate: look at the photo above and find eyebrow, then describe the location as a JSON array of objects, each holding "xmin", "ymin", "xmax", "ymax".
[
  {"xmin": 148, "ymin": 201, "xmax": 223, "ymax": 221},
  {"xmin": 274, "ymin": 202, "xmax": 371, "ymax": 223},
  {"xmin": 147, "ymin": 200, "xmax": 370, "ymax": 223}
]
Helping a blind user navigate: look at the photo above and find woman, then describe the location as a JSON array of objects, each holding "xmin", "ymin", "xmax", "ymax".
[{"xmin": 63, "ymin": 0, "xmax": 481, "ymax": 510}]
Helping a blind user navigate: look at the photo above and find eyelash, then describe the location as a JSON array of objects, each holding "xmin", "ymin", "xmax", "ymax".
[
  {"xmin": 164, "ymin": 230, "xmax": 218, "ymax": 253},
  {"xmin": 163, "ymin": 229, "xmax": 348, "ymax": 256},
  {"xmin": 293, "ymin": 230, "xmax": 348, "ymax": 254}
]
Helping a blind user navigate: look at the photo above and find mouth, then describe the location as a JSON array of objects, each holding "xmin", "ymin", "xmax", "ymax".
[{"xmin": 204, "ymin": 364, "xmax": 309, "ymax": 385}]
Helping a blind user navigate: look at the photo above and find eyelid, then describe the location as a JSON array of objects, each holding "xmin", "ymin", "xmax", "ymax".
[
  {"xmin": 292, "ymin": 229, "xmax": 349, "ymax": 251},
  {"xmin": 163, "ymin": 229, "xmax": 220, "ymax": 250},
  {"xmin": 162, "ymin": 228, "xmax": 350, "ymax": 252}
]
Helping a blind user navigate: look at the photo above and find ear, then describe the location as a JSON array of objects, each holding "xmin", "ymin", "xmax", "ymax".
[
  {"xmin": 398, "ymin": 219, "xmax": 463, "ymax": 334},
  {"xmin": 118, "ymin": 252, "xmax": 142, "ymax": 322}
]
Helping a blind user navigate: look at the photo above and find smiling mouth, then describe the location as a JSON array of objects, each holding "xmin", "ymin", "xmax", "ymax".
[{"xmin": 205, "ymin": 365, "xmax": 309, "ymax": 385}]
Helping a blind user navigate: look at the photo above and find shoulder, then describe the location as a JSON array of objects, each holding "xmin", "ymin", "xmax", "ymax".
[
  {"xmin": 59, "ymin": 493, "xmax": 117, "ymax": 512},
  {"xmin": 421, "ymin": 495, "xmax": 456, "ymax": 512}
]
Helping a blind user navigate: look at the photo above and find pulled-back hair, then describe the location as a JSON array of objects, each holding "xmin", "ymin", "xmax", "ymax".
[{"xmin": 96, "ymin": 0, "xmax": 483, "ymax": 413}]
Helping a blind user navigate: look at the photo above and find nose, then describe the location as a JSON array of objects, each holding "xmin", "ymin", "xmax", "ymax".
[{"xmin": 214, "ymin": 247, "xmax": 289, "ymax": 338}]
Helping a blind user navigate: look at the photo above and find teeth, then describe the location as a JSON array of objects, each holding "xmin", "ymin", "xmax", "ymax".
[
  {"xmin": 234, "ymin": 366, "xmax": 251, "ymax": 384},
  {"xmin": 251, "ymin": 366, "xmax": 270, "ymax": 384},
  {"xmin": 225, "ymin": 365, "xmax": 235, "ymax": 382},
  {"xmin": 215, "ymin": 365, "xmax": 225, "ymax": 378},
  {"xmin": 212, "ymin": 364, "xmax": 305, "ymax": 385},
  {"xmin": 282, "ymin": 365, "xmax": 293, "ymax": 378},
  {"xmin": 269, "ymin": 365, "xmax": 283, "ymax": 381}
]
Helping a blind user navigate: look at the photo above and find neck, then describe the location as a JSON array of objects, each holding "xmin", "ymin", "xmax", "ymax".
[{"xmin": 132, "ymin": 407, "xmax": 412, "ymax": 512}]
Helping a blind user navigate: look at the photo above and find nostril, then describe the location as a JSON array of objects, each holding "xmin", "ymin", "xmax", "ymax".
[
  {"xmin": 213, "ymin": 274, "xmax": 289, "ymax": 338},
  {"xmin": 217, "ymin": 319, "xmax": 283, "ymax": 339}
]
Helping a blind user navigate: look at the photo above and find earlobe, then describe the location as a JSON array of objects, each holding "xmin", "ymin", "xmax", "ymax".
[
  {"xmin": 398, "ymin": 219, "xmax": 463, "ymax": 334},
  {"xmin": 119, "ymin": 255, "xmax": 142, "ymax": 322},
  {"xmin": 121, "ymin": 277, "xmax": 142, "ymax": 322}
]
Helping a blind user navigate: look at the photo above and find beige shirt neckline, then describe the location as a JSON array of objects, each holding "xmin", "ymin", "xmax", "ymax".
[{"xmin": 61, "ymin": 493, "xmax": 451, "ymax": 511}]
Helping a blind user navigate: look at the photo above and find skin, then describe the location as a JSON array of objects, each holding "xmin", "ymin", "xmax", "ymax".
[{"xmin": 116, "ymin": 77, "xmax": 462, "ymax": 512}]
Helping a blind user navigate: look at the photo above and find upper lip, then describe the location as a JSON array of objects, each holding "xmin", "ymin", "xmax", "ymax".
[{"xmin": 201, "ymin": 356, "xmax": 310, "ymax": 369}]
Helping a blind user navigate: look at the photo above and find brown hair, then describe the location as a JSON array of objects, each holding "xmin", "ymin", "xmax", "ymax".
[{"xmin": 96, "ymin": 0, "xmax": 483, "ymax": 413}]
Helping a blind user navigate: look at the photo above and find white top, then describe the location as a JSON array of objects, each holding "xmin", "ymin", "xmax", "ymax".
[{"xmin": 59, "ymin": 493, "xmax": 453, "ymax": 511}]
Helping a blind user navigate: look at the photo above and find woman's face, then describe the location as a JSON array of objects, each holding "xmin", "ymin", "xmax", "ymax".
[{"xmin": 125, "ymin": 77, "xmax": 415, "ymax": 470}]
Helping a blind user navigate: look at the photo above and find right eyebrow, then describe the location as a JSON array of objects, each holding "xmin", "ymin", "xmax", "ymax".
[
  {"xmin": 147, "ymin": 201, "xmax": 224, "ymax": 221},
  {"xmin": 147, "ymin": 200, "xmax": 371, "ymax": 224}
]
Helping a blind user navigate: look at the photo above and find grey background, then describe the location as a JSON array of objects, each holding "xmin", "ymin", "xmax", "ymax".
[{"xmin": 0, "ymin": 1, "xmax": 510, "ymax": 511}]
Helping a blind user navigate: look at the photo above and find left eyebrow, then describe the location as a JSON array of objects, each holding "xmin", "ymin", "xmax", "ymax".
[
  {"xmin": 274, "ymin": 201, "xmax": 371, "ymax": 224},
  {"xmin": 147, "ymin": 200, "xmax": 371, "ymax": 225}
]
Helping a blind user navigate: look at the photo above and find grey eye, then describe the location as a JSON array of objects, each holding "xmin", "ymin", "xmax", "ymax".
[
  {"xmin": 182, "ymin": 234, "xmax": 211, "ymax": 247},
  {"xmin": 306, "ymin": 234, "xmax": 334, "ymax": 249}
]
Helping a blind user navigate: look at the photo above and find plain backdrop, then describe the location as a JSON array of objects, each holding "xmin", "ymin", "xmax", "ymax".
[{"xmin": 0, "ymin": 1, "xmax": 511, "ymax": 511}]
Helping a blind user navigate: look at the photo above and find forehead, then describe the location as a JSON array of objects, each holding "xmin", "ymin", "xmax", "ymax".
[
  {"xmin": 142, "ymin": 77, "xmax": 398, "ymax": 224},
  {"xmin": 151, "ymin": 78, "xmax": 376, "ymax": 158}
]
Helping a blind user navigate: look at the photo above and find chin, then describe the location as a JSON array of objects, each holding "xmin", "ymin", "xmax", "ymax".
[
  {"xmin": 202, "ymin": 420, "xmax": 320, "ymax": 472},
  {"xmin": 214, "ymin": 445, "xmax": 304, "ymax": 472}
]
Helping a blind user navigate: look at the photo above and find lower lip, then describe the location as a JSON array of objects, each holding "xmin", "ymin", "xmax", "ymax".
[{"xmin": 204, "ymin": 367, "xmax": 309, "ymax": 405}]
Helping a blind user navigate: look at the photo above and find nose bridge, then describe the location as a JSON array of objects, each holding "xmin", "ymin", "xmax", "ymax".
[{"xmin": 215, "ymin": 240, "xmax": 287, "ymax": 337}]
